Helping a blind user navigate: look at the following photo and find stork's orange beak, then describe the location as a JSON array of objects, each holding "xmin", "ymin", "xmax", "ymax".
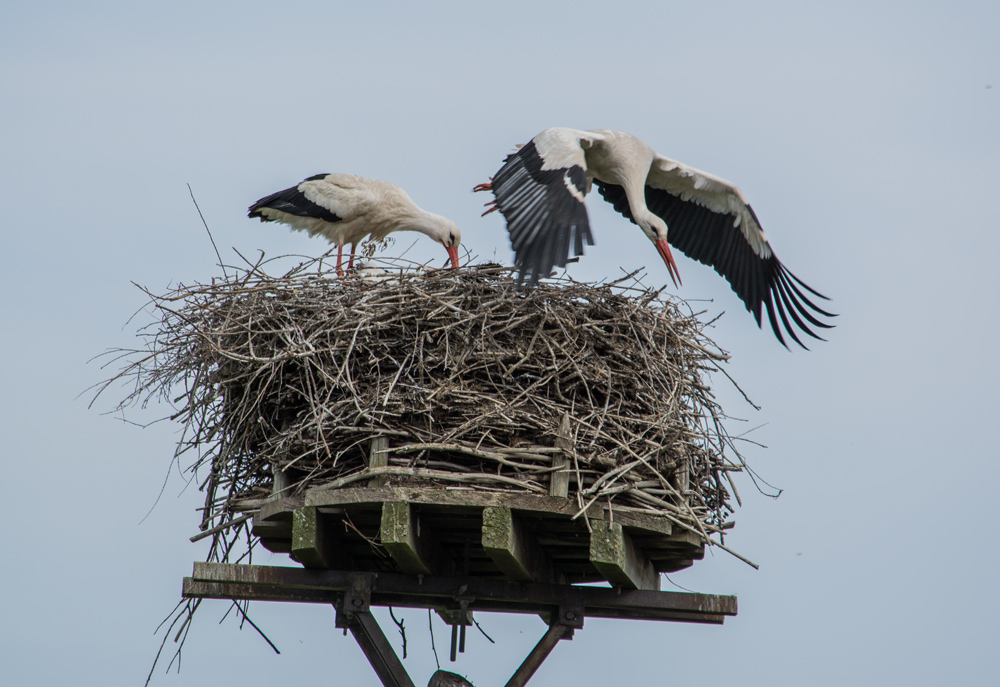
[
  {"xmin": 446, "ymin": 245, "xmax": 460, "ymax": 269},
  {"xmin": 655, "ymin": 239, "xmax": 682, "ymax": 288}
]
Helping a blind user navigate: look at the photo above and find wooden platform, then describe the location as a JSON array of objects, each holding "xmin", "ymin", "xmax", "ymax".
[
  {"xmin": 253, "ymin": 483, "xmax": 706, "ymax": 591},
  {"xmin": 183, "ymin": 561, "xmax": 737, "ymax": 687}
]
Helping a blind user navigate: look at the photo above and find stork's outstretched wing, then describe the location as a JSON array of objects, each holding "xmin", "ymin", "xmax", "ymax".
[
  {"xmin": 597, "ymin": 157, "xmax": 835, "ymax": 348},
  {"xmin": 488, "ymin": 129, "xmax": 595, "ymax": 284}
]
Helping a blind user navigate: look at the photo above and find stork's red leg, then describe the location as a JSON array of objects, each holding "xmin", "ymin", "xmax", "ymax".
[
  {"xmin": 472, "ymin": 178, "xmax": 493, "ymax": 193},
  {"xmin": 348, "ymin": 243, "xmax": 358, "ymax": 270},
  {"xmin": 481, "ymin": 200, "xmax": 499, "ymax": 217},
  {"xmin": 336, "ymin": 244, "xmax": 344, "ymax": 277}
]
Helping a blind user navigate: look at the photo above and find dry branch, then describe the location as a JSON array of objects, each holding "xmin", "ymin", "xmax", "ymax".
[{"xmin": 96, "ymin": 258, "xmax": 753, "ymax": 568}]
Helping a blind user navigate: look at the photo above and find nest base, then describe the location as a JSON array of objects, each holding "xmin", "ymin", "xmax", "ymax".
[{"xmin": 253, "ymin": 483, "xmax": 704, "ymax": 589}]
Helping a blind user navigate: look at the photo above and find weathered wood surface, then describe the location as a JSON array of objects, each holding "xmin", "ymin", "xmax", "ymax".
[
  {"xmin": 548, "ymin": 413, "xmax": 572, "ymax": 498},
  {"xmin": 184, "ymin": 562, "xmax": 737, "ymax": 623},
  {"xmin": 304, "ymin": 486, "xmax": 678, "ymax": 536},
  {"xmin": 588, "ymin": 518, "xmax": 659, "ymax": 590},
  {"xmin": 380, "ymin": 501, "xmax": 439, "ymax": 575},
  {"xmin": 290, "ymin": 507, "xmax": 331, "ymax": 568},
  {"xmin": 481, "ymin": 506, "xmax": 559, "ymax": 583},
  {"xmin": 367, "ymin": 436, "xmax": 390, "ymax": 488},
  {"xmin": 255, "ymin": 485, "xmax": 700, "ymax": 584}
]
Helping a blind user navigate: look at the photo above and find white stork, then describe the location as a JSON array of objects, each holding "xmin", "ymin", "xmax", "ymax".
[
  {"xmin": 249, "ymin": 173, "xmax": 462, "ymax": 273},
  {"xmin": 475, "ymin": 128, "xmax": 835, "ymax": 348}
]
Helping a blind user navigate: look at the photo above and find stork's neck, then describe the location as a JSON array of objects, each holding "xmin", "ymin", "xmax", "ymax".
[
  {"xmin": 392, "ymin": 209, "xmax": 444, "ymax": 238},
  {"xmin": 587, "ymin": 131, "xmax": 661, "ymax": 240}
]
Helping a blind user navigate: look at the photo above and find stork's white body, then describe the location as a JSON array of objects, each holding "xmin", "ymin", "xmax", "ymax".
[{"xmin": 249, "ymin": 173, "xmax": 461, "ymax": 271}]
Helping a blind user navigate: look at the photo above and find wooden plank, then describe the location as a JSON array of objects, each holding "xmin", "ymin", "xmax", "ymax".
[
  {"xmin": 290, "ymin": 507, "xmax": 332, "ymax": 569},
  {"xmin": 259, "ymin": 495, "xmax": 305, "ymax": 522},
  {"xmin": 184, "ymin": 562, "xmax": 737, "ymax": 622},
  {"xmin": 481, "ymin": 506, "xmax": 549, "ymax": 582},
  {"xmin": 588, "ymin": 518, "xmax": 659, "ymax": 591},
  {"xmin": 307, "ymin": 487, "xmax": 602, "ymax": 522},
  {"xmin": 307, "ymin": 486, "xmax": 674, "ymax": 537},
  {"xmin": 251, "ymin": 515, "xmax": 290, "ymax": 540},
  {"xmin": 605, "ymin": 509, "xmax": 672, "ymax": 536},
  {"xmin": 368, "ymin": 436, "xmax": 390, "ymax": 488},
  {"xmin": 549, "ymin": 413, "xmax": 572, "ymax": 498},
  {"xmin": 380, "ymin": 502, "xmax": 436, "ymax": 574}
]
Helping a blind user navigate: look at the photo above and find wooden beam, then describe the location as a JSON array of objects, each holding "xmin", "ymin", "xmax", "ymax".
[
  {"xmin": 271, "ymin": 466, "xmax": 292, "ymax": 500},
  {"xmin": 337, "ymin": 608, "xmax": 416, "ymax": 687},
  {"xmin": 290, "ymin": 506, "xmax": 331, "ymax": 569},
  {"xmin": 368, "ymin": 436, "xmax": 390, "ymax": 488},
  {"xmin": 549, "ymin": 413, "xmax": 572, "ymax": 498},
  {"xmin": 308, "ymin": 487, "xmax": 600, "ymax": 524},
  {"xmin": 588, "ymin": 518, "xmax": 659, "ymax": 591},
  {"xmin": 184, "ymin": 562, "xmax": 738, "ymax": 623},
  {"xmin": 482, "ymin": 506, "xmax": 558, "ymax": 582},
  {"xmin": 505, "ymin": 624, "xmax": 574, "ymax": 687},
  {"xmin": 380, "ymin": 501, "xmax": 436, "ymax": 574}
]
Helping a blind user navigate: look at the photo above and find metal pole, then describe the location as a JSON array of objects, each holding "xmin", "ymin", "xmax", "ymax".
[
  {"xmin": 504, "ymin": 624, "xmax": 573, "ymax": 687},
  {"xmin": 337, "ymin": 605, "xmax": 416, "ymax": 687}
]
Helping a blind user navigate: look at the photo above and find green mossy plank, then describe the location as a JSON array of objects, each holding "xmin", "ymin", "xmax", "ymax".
[
  {"xmin": 482, "ymin": 506, "xmax": 534, "ymax": 581},
  {"xmin": 380, "ymin": 501, "xmax": 433, "ymax": 574},
  {"xmin": 588, "ymin": 518, "xmax": 659, "ymax": 590},
  {"xmin": 290, "ymin": 507, "xmax": 329, "ymax": 568}
]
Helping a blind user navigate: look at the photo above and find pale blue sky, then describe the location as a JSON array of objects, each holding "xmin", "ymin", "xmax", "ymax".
[{"xmin": 2, "ymin": 2, "xmax": 998, "ymax": 685}]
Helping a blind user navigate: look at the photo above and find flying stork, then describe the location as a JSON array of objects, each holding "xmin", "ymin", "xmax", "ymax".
[
  {"xmin": 249, "ymin": 173, "xmax": 462, "ymax": 273},
  {"xmin": 474, "ymin": 128, "xmax": 835, "ymax": 348}
]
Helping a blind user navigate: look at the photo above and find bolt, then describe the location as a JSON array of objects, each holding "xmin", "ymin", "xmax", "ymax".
[
  {"xmin": 352, "ymin": 597, "xmax": 364, "ymax": 608},
  {"xmin": 564, "ymin": 611, "xmax": 577, "ymax": 620}
]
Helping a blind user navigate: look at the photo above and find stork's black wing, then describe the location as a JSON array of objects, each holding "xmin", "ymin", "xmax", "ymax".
[
  {"xmin": 248, "ymin": 173, "xmax": 342, "ymax": 223},
  {"xmin": 596, "ymin": 180, "xmax": 835, "ymax": 349},
  {"xmin": 488, "ymin": 130, "xmax": 594, "ymax": 284}
]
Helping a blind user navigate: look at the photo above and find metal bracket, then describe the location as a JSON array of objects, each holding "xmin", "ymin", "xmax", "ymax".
[
  {"xmin": 448, "ymin": 590, "xmax": 475, "ymax": 661},
  {"xmin": 555, "ymin": 589, "xmax": 585, "ymax": 629}
]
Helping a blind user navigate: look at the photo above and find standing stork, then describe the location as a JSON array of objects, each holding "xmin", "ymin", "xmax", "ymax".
[
  {"xmin": 249, "ymin": 173, "xmax": 462, "ymax": 273},
  {"xmin": 475, "ymin": 128, "xmax": 835, "ymax": 348}
]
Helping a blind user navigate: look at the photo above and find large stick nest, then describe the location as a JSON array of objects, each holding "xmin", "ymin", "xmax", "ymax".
[{"xmin": 99, "ymin": 257, "xmax": 752, "ymax": 564}]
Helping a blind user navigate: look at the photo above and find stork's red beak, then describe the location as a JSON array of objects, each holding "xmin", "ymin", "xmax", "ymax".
[
  {"xmin": 655, "ymin": 239, "xmax": 682, "ymax": 288},
  {"xmin": 446, "ymin": 245, "xmax": 460, "ymax": 269}
]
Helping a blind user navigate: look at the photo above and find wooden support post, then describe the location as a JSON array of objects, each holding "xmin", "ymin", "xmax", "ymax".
[
  {"xmin": 380, "ymin": 501, "xmax": 435, "ymax": 574},
  {"xmin": 290, "ymin": 506, "xmax": 331, "ymax": 569},
  {"xmin": 549, "ymin": 413, "xmax": 572, "ymax": 498},
  {"xmin": 672, "ymin": 454, "xmax": 690, "ymax": 507},
  {"xmin": 504, "ymin": 624, "xmax": 574, "ymax": 687},
  {"xmin": 335, "ymin": 605, "xmax": 415, "ymax": 687},
  {"xmin": 482, "ymin": 506, "xmax": 533, "ymax": 580},
  {"xmin": 588, "ymin": 518, "xmax": 659, "ymax": 591},
  {"xmin": 271, "ymin": 464, "xmax": 291, "ymax": 500},
  {"xmin": 482, "ymin": 506, "xmax": 558, "ymax": 583},
  {"xmin": 368, "ymin": 436, "xmax": 390, "ymax": 488}
]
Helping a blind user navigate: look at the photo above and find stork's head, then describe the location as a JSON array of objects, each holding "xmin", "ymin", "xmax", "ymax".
[
  {"xmin": 636, "ymin": 211, "xmax": 681, "ymax": 288},
  {"xmin": 429, "ymin": 215, "xmax": 462, "ymax": 268}
]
